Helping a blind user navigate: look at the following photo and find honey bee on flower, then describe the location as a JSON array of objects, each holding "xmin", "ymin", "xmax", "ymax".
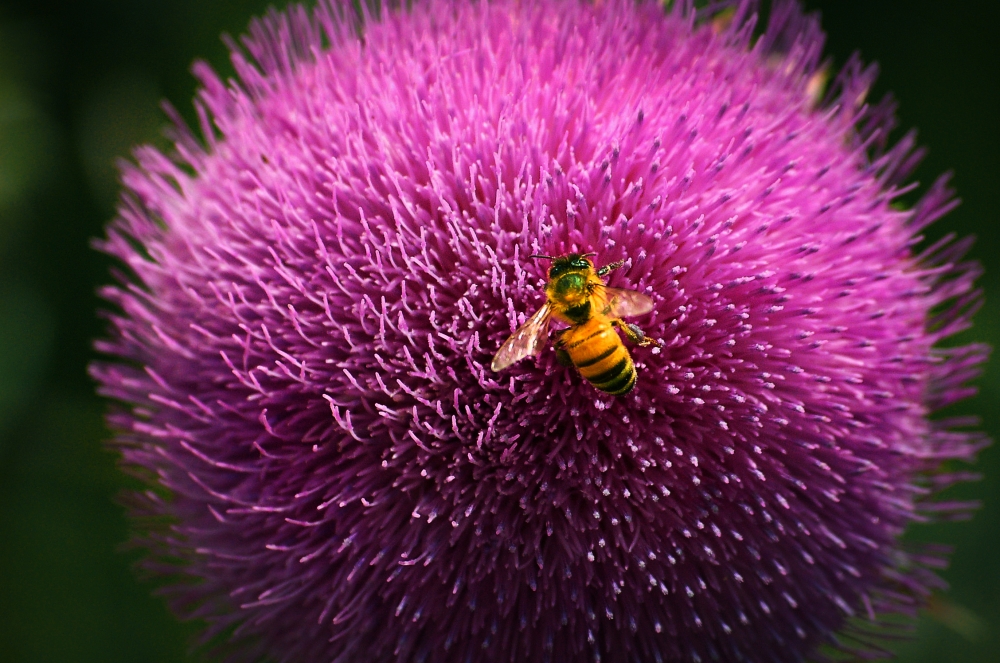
[{"xmin": 492, "ymin": 252, "xmax": 662, "ymax": 395}]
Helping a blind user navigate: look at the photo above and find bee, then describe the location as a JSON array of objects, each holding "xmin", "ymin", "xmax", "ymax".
[{"xmin": 491, "ymin": 252, "xmax": 661, "ymax": 396}]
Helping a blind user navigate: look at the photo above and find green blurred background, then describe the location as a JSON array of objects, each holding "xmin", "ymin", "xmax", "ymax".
[{"xmin": 0, "ymin": 1, "xmax": 995, "ymax": 661}]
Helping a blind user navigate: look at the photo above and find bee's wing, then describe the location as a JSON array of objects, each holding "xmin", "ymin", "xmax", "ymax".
[
  {"xmin": 491, "ymin": 303, "xmax": 553, "ymax": 372},
  {"xmin": 603, "ymin": 286, "xmax": 655, "ymax": 318}
]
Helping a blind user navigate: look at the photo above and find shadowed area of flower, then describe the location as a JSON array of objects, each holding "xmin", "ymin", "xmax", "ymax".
[{"xmin": 91, "ymin": 0, "xmax": 988, "ymax": 661}]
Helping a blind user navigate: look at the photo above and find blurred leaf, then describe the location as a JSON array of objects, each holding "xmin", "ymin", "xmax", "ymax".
[
  {"xmin": 76, "ymin": 70, "xmax": 165, "ymax": 212},
  {"xmin": 925, "ymin": 594, "xmax": 985, "ymax": 641},
  {"xmin": 0, "ymin": 87, "xmax": 57, "ymax": 210},
  {"xmin": 0, "ymin": 21, "xmax": 58, "ymax": 252},
  {"xmin": 0, "ymin": 285, "xmax": 53, "ymax": 445}
]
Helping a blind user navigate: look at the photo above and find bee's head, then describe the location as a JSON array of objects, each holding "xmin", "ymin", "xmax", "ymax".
[
  {"xmin": 538, "ymin": 253, "xmax": 595, "ymax": 281},
  {"xmin": 532, "ymin": 252, "xmax": 596, "ymax": 307}
]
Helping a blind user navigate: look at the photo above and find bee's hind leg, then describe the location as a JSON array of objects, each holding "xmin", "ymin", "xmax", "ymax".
[
  {"xmin": 613, "ymin": 319, "xmax": 663, "ymax": 348},
  {"xmin": 551, "ymin": 329, "xmax": 574, "ymax": 366},
  {"xmin": 596, "ymin": 259, "xmax": 625, "ymax": 277}
]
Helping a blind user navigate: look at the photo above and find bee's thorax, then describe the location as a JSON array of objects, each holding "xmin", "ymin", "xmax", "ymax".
[{"xmin": 546, "ymin": 271, "xmax": 593, "ymax": 321}]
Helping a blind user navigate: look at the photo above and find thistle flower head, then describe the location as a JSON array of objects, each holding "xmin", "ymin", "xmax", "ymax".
[{"xmin": 93, "ymin": 0, "xmax": 988, "ymax": 661}]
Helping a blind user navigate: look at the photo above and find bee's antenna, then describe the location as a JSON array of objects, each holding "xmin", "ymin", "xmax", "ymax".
[
  {"xmin": 529, "ymin": 254, "xmax": 554, "ymax": 260},
  {"xmin": 582, "ymin": 252, "xmax": 597, "ymax": 258}
]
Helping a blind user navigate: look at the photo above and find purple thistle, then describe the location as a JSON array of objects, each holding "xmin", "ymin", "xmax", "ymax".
[{"xmin": 92, "ymin": 0, "xmax": 988, "ymax": 661}]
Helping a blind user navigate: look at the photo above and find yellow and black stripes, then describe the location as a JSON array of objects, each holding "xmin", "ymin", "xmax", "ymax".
[{"xmin": 560, "ymin": 319, "xmax": 637, "ymax": 396}]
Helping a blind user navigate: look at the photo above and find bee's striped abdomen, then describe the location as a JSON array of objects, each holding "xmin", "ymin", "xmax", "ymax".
[{"xmin": 563, "ymin": 319, "xmax": 637, "ymax": 396}]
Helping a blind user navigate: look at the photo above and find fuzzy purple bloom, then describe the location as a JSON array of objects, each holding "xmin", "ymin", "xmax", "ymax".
[{"xmin": 93, "ymin": 0, "xmax": 988, "ymax": 661}]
